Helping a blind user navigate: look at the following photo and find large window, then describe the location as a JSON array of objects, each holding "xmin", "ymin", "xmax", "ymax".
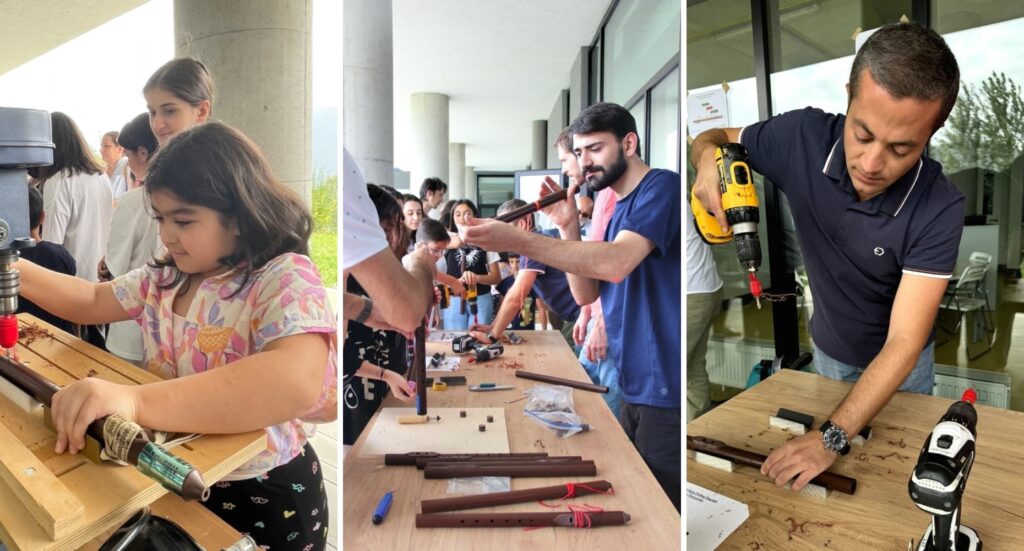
[
  {"xmin": 475, "ymin": 172, "xmax": 514, "ymax": 218},
  {"xmin": 603, "ymin": 0, "xmax": 681, "ymax": 106},
  {"xmin": 649, "ymin": 66, "xmax": 679, "ymax": 171}
]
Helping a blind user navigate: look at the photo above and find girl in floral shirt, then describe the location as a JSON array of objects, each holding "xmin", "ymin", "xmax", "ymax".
[{"xmin": 15, "ymin": 122, "xmax": 336, "ymax": 550}]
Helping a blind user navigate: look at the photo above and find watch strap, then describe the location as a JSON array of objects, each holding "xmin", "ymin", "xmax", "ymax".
[{"xmin": 355, "ymin": 297, "xmax": 374, "ymax": 324}]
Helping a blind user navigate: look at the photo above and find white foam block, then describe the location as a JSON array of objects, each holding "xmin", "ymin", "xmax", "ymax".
[
  {"xmin": 851, "ymin": 426, "xmax": 872, "ymax": 447},
  {"xmin": 784, "ymin": 481, "xmax": 830, "ymax": 500},
  {"xmin": 769, "ymin": 416, "xmax": 807, "ymax": 435},
  {"xmin": 0, "ymin": 375, "xmax": 43, "ymax": 415},
  {"xmin": 694, "ymin": 451, "xmax": 734, "ymax": 473}
]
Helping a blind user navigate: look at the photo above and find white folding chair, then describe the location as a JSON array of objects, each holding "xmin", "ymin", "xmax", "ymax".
[{"xmin": 935, "ymin": 257, "xmax": 995, "ymax": 359}]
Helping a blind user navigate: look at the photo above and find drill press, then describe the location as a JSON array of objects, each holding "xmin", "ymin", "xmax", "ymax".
[{"xmin": 0, "ymin": 107, "xmax": 53, "ymax": 354}]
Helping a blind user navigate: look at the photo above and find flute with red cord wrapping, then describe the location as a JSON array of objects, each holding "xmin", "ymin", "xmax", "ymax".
[
  {"xmin": 416, "ymin": 511, "xmax": 630, "ymax": 528},
  {"xmin": 420, "ymin": 480, "xmax": 613, "ymax": 513}
]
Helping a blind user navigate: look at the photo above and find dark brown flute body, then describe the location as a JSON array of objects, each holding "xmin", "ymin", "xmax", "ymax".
[
  {"xmin": 418, "ymin": 456, "xmax": 583, "ymax": 470},
  {"xmin": 421, "ymin": 480, "xmax": 613, "ymax": 513},
  {"xmin": 416, "ymin": 511, "xmax": 630, "ymax": 528},
  {"xmin": 384, "ymin": 451, "xmax": 549, "ymax": 466},
  {"xmin": 494, "ymin": 187, "xmax": 568, "ymax": 223},
  {"xmin": 687, "ymin": 435, "xmax": 857, "ymax": 495},
  {"xmin": 515, "ymin": 369, "xmax": 609, "ymax": 393},
  {"xmin": 414, "ymin": 322, "xmax": 427, "ymax": 415},
  {"xmin": 424, "ymin": 462, "xmax": 596, "ymax": 479},
  {"xmin": 425, "ymin": 459, "xmax": 592, "ymax": 471}
]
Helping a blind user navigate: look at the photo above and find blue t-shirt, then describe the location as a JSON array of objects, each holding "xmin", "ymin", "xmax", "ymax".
[
  {"xmin": 740, "ymin": 107, "xmax": 964, "ymax": 366},
  {"xmin": 521, "ymin": 229, "xmax": 581, "ymax": 322},
  {"xmin": 600, "ymin": 169, "xmax": 682, "ymax": 409}
]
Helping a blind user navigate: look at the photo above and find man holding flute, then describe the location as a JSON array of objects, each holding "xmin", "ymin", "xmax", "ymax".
[{"xmin": 462, "ymin": 102, "xmax": 682, "ymax": 510}]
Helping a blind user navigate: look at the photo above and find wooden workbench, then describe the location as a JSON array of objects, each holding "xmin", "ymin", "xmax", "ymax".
[
  {"xmin": 0, "ymin": 315, "xmax": 266, "ymax": 550},
  {"xmin": 343, "ymin": 330, "xmax": 681, "ymax": 550},
  {"xmin": 687, "ymin": 369, "xmax": 1024, "ymax": 549}
]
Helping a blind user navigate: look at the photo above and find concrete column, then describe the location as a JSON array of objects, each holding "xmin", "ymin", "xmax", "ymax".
[
  {"xmin": 343, "ymin": 0, "xmax": 393, "ymax": 187},
  {"xmin": 448, "ymin": 143, "xmax": 465, "ymax": 199},
  {"xmin": 531, "ymin": 120, "xmax": 547, "ymax": 169},
  {"xmin": 174, "ymin": 0, "xmax": 313, "ymax": 206},
  {"xmin": 464, "ymin": 165, "xmax": 477, "ymax": 204},
  {"xmin": 410, "ymin": 92, "xmax": 449, "ymax": 194}
]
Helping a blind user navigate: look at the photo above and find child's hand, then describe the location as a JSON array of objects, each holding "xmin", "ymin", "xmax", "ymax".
[
  {"xmin": 460, "ymin": 272, "xmax": 477, "ymax": 288},
  {"xmin": 383, "ymin": 371, "xmax": 415, "ymax": 402},
  {"xmin": 51, "ymin": 378, "xmax": 140, "ymax": 455},
  {"xmin": 450, "ymin": 280, "xmax": 465, "ymax": 297}
]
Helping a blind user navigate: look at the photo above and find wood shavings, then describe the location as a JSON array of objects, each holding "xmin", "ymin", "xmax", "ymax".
[
  {"xmin": 19, "ymin": 323, "xmax": 53, "ymax": 345},
  {"xmin": 785, "ymin": 517, "xmax": 835, "ymax": 541},
  {"xmin": 534, "ymin": 439, "xmax": 546, "ymax": 449},
  {"xmin": 873, "ymin": 452, "xmax": 910, "ymax": 463},
  {"xmin": 886, "ymin": 438, "xmax": 908, "ymax": 448},
  {"xmin": 86, "ymin": 369, "xmax": 98, "ymax": 377}
]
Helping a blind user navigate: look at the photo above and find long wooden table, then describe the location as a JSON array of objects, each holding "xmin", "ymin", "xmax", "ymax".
[
  {"xmin": 687, "ymin": 369, "xmax": 1024, "ymax": 549},
  {"xmin": 0, "ymin": 315, "xmax": 266, "ymax": 550},
  {"xmin": 344, "ymin": 330, "xmax": 681, "ymax": 550}
]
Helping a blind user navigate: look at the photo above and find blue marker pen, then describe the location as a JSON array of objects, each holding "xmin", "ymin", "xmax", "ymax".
[{"xmin": 372, "ymin": 491, "xmax": 394, "ymax": 525}]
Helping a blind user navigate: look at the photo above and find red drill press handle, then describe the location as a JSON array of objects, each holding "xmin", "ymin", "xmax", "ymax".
[{"xmin": 0, "ymin": 315, "xmax": 17, "ymax": 350}]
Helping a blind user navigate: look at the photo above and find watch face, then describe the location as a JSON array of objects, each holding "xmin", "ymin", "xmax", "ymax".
[{"xmin": 824, "ymin": 426, "xmax": 847, "ymax": 450}]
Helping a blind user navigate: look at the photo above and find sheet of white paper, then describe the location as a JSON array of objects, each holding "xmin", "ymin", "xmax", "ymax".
[
  {"xmin": 686, "ymin": 483, "xmax": 749, "ymax": 550},
  {"xmin": 427, "ymin": 331, "xmax": 466, "ymax": 343}
]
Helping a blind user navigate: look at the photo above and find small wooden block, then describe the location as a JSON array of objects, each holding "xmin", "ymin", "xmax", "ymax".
[
  {"xmin": 0, "ymin": 419, "xmax": 85, "ymax": 540},
  {"xmin": 478, "ymin": 424, "xmax": 486, "ymax": 432},
  {"xmin": 486, "ymin": 416, "xmax": 494, "ymax": 423},
  {"xmin": 769, "ymin": 416, "xmax": 807, "ymax": 435},
  {"xmin": 459, "ymin": 411, "xmax": 466, "ymax": 418},
  {"xmin": 776, "ymin": 408, "xmax": 814, "ymax": 428},
  {"xmin": 694, "ymin": 451, "xmax": 734, "ymax": 472},
  {"xmin": 0, "ymin": 374, "xmax": 43, "ymax": 415}
]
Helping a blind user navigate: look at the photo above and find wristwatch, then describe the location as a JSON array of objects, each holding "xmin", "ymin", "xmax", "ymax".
[
  {"xmin": 819, "ymin": 420, "xmax": 851, "ymax": 456},
  {"xmin": 355, "ymin": 297, "xmax": 374, "ymax": 324}
]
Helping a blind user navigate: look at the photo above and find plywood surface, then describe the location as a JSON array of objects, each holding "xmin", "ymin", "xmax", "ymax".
[
  {"xmin": 688, "ymin": 369, "xmax": 1024, "ymax": 550},
  {"xmin": 343, "ymin": 330, "xmax": 681, "ymax": 551},
  {"xmin": 0, "ymin": 315, "xmax": 266, "ymax": 551},
  {"xmin": 360, "ymin": 407, "xmax": 509, "ymax": 456}
]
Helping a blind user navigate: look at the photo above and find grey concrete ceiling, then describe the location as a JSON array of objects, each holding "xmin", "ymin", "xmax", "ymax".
[
  {"xmin": 0, "ymin": 0, "xmax": 147, "ymax": 76},
  {"xmin": 393, "ymin": 0, "xmax": 612, "ymax": 172}
]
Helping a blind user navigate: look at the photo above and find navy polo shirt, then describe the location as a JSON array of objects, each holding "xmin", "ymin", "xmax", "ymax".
[
  {"xmin": 520, "ymin": 229, "xmax": 581, "ymax": 322},
  {"xmin": 601, "ymin": 168, "xmax": 682, "ymax": 409},
  {"xmin": 740, "ymin": 107, "xmax": 965, "ymax": 366}
]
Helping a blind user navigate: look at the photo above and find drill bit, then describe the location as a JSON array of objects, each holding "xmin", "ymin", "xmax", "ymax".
[{"xmin": 748, "ymin": 271, "xmax": 763, "ymax": 309}]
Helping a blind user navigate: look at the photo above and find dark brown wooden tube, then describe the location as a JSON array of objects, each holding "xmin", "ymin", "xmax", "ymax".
[
  {"xmin": 421, "ymin": 480, "xmax": 613, "ymax": 513},
  {"xmin": 418, "ymin": 456, "xmax": 583, "ymax": 470},
  {"xmin": 384, "ymin": 452, "xmax": 548, "ymax": 466},
  {"xmin": 425, "ymin": 459, "xmax": 592, "ymax": 471},
  {"xmin": 687, "ymin": 435, "xmax": 857, "ymax": 495},
  {"xmin": 494, "ymin": 185, "xmax": 567, "ymax": 223},
  {"xmin": 416, "ymin": 511, "xmax": 630, "ymax": 528},
  {"xmin": 414, "ymin": 322, "xmax": 427, "ymax": 415},
  {"xmin": 514, "ymin": 369, "xmax": 609, "ymax": 393},
  {"xmin": 424, "ymin": 462, "xmax": 596, "ymax": 479}
]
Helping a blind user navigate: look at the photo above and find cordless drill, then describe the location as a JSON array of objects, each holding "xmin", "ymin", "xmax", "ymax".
[
  {"xmin": 908, "ymin": 389, "xmax": 982, "ymax": 551},
  {"xmin": 464, "ymin": 285, "xmax": 479, "ymax": 324},
  {"xmin": 691, "ymin": 143, "xmax": 764, "ymax": 307},
  {"xmin": 0, "ymin": 107, "xmax": 53, "ymax": 354}
]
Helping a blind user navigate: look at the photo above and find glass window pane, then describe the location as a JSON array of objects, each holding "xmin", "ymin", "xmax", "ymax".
[
  {"xmin": 604, "ymin": 0, "xmax": 681, "ymax": 105},
  {"xmin": 649, "ymin": 66, "xmax": 679, "ymax": 171},
  {"xmin": 628, "ymin": 99, "xmax": 646, "ymax": 163},
  {"xmin": 589, "ymin": 38, "xmax": 602, "ymax": 105}
]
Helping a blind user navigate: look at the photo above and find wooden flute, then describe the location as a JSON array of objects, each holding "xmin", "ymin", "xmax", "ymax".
[
  {"xmin": 414, "ymin": 322, "xmax": 427, "ymax": 415},
  {"xmin": 384, "ymin": 451, "xmax": 549, "ymax": 466},
  {"xmin": 424, "ymin": 462, "xmax": 597, "ymax": 479},
  {"xmin": 420, "ymin": 480, "xmax": 613, "ymax": 513},
  {"xmin": 417, "ymin": 455, "xmax": 583, "ymax": 470},
  {"xmin": 494, "ymin": 180, "xmax": 568, "ymax": 223},
  {"xmin": 515, "ymin": 369, "xmax": 609, "ymax": 393},
  {"xmin": 416, "ymin": 511, "xmax": 631, "ymax": 528},
  {"xmin": 687, "ymin": 435, "xmax": 857, "ymax": 495},
  {"xmin": 0, "ymin": 354, "xmax": 209, "ymax": 500}
]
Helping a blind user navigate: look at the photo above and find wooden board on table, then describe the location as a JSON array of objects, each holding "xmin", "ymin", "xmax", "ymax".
[
  {"xmin": 359, "ymin": 407, "xmax": 509, "ymax": 456},
  {"xmin": 687, "ymin": 369, "xmax": 1024, "ymax": 550},
  {"xmin": 0, "ymin": 315, "xmax": 266, "ymax": 551}
]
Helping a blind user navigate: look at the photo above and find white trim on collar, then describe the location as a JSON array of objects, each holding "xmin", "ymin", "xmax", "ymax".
[
  {"xmin": 822, "ymin": 139, "xmax": 840, "ymax": 175},
  {"xmin": 893, "ymin": 160, "xmax": 924, "ymax": 217}
]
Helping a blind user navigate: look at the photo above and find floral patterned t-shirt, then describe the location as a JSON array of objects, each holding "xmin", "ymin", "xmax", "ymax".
[{"xmin": 110, "ymin": 252, "xmax": 338, "ymax": 479}]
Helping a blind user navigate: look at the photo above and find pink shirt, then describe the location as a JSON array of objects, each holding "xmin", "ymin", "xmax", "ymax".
[
  {"xmin": 111, "ymin": 253, "xmax": 337, "ymax": 478},
  {"xmin": 587, "ymin": 188, "xmax": 619, "ymax": 315}
]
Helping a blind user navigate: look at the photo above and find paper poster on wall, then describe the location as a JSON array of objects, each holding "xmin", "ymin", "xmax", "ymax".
[{"xmin": 687, "ymin": 87, "xmax": 730, "ymax": 138}]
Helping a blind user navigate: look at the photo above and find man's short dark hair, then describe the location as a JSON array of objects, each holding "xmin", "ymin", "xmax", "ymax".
[
  {"xmin": 553, "ymin": 126, "xmax": 573, "ymax": 152},
  {"xmin": 498, "ymin": 198, "xmax": 534, "ymax": 229},
  {"xmin": 417, "ymin": 218, "xmax": 450, "ymax": 244},
  {"xmin": 850, "ymin": 23, "xmax": 960, "ymax": 130},
  {"xmin": 569, "ymin": 102, "xmax": 642, "ymax": 158},
  {"xmin": 28, "ymin": 185, "xmax": 44, "ymax": 230},
  {"xmin": 419, "ymin": 177, "xmax": 448, "ymax": 200}
]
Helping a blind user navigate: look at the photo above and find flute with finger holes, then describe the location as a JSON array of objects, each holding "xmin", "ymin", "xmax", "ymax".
[
  {"xmin": 0, "ymin": 353, "xmax": 209, "ymax": 500},
  {"xmin": 494, "ymin": 177, "xmax": 568, "ymax": 223}
]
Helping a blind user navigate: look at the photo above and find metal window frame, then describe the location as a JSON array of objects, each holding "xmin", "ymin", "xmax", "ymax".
[{"xmin": 748, "ymin": 0, "xmax": 933, "ymax": 363}]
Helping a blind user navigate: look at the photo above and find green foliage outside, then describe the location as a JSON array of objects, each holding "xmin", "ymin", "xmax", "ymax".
[
  {"xmin": 309, "ymin": 173, "xmax": 338, "ymax": 288},
  {"xmin": 933, "ymin": 72, "xmax": 1024, "ymax": 174}
]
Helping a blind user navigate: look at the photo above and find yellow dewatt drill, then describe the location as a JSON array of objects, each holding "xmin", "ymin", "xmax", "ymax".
[{"xmin": 691, "ymin": 143, "xmax": 764, "ymax": 307}]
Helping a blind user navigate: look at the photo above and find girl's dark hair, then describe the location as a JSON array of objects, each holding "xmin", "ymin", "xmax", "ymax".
[
  {"xmin": 144, "ymin": 57, "xmax": 215, "ymax": 111},
  {"xmin": 402, "ymin": 193, "xmax": 422, "ymax": 206},
  {"xmin": 366, "ymin": 183, "xmax": 409, "ymax": 257},
  {"xmin": 146, "ymin": 121, "xmax": 311, "ymax": 294},
  {"xmin": 441, "ymin": 199, "xmax": 480, "ymax": 232},
  {"xmin": 117, "ymin": 113, "xmax": 159, "ymax": 156},
  {"xmin": 27, "ymin": 112, "xmax": 104, "ymax": 181}
]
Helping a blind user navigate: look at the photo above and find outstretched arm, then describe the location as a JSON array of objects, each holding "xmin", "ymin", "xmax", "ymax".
[{"xmin": 15, "ymin": 258, "xmax": 130, "ymax": 324}]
